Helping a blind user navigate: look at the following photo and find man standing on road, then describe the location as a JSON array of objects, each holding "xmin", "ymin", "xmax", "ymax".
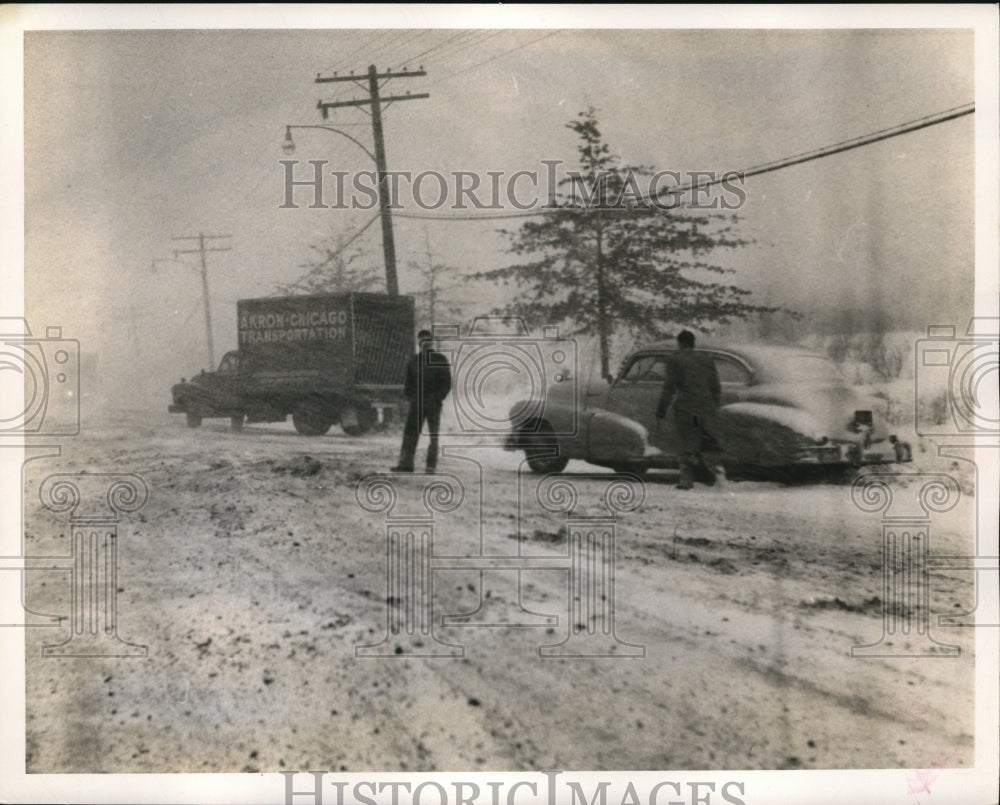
[
  {"xmin": 656, "ymin": 330, "xmax": 722, "ymax": 490},
  {"xmin": 391, "ymin": 329, "xmax": 452, "ymax": 473}
]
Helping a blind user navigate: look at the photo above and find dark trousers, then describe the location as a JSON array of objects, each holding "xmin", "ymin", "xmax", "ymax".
[
  {"xmin": 675, "ymin": 413, "xmax": 718, "ymax": 487},
  {"xmin": 397, "ymin": 397, "xmax": 443, "ymax": 470}
]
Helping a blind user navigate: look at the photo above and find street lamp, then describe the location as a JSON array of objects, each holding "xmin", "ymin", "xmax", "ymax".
[
  {"xmin": 282, "ymin": 123, "xmax": 397, "ymax": 295},
  {"xmin": 282, "ymin": 124, "xmax": 376, "ymax": 163}
]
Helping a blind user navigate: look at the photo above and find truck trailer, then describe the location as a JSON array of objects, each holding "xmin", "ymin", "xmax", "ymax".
[{"xmin": 168, "ymin": 292, "xmax": 415, "ymax": 435}]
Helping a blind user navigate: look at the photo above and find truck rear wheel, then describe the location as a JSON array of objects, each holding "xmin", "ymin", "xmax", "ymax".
[
  {"xmin": 341, "ymin": 404, "xmax": 378, "ymax": 436},
  {"xmin": 292, "ymin": 403, "xmax": 331, "ymax": 436},
  {"xmin": 186, "ymin": 412, "xmax": 202, "ymax": 428},
  {"xmin": 230, "ymin": 415, "xmax": 244, "ymax": 432}
]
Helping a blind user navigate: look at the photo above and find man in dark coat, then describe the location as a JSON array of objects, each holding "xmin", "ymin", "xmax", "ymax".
[
  {"xmin": 391, "ymin": 329, "xmax": 452, "ymax": 473},
  {"xmin": 656, "ymin": 330, "xmax": 722, "ymax": 489}
]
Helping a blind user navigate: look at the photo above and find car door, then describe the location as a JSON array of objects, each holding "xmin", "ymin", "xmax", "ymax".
[
  {"xmin": 703, "ymin": 351, "xmax": 754, "ymax": 406},
  {"xmin": 604, "ymin": 353, "xmax": 678, "ymax": 453}
]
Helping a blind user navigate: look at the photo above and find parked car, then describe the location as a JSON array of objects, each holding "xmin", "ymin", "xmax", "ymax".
[{"xmin": 505, "ymin": 340, "xmax": 912, "ymax": 476}]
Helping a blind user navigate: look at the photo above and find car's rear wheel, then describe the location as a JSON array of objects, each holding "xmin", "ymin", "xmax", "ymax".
[
  {"xmin": 230, "ymin": 415, "xmax": 244, "ymax": 432},
  {"xmin": 523, "ymin": 424, "xmax": 568, "ymax": 474},
  {"xmin": 186, "ymin": 411, "xmax": 202, "ymax": 428}
]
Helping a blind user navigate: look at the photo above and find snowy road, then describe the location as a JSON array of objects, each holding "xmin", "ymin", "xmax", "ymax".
[{"xmin": 21, "ymin": 411, "xmax": 977, "ymax": 773}]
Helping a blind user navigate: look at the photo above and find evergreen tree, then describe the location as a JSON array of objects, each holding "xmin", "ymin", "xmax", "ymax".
[
  {"xmin": 276, "ymin": 234, "xmax": 381, "ymax": 296},
  {"xmin": 478, "ymin": 108, "xmax": 780, "ymax": 377}
]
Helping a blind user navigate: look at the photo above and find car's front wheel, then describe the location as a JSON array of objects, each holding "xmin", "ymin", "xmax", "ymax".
[{"xmin": 523, "ymin": 424, "xmax": 569, "ymax": 474}]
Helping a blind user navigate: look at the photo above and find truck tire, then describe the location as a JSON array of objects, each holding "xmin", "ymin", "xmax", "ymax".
[
  {"xmin": 186, "ymin": 412, "xmax": 202, "ymax": 428},
  {"xmin": 230, "ymin": 415, "xmax": 244, "ymax": 432},
  {"xmin": 292, "ymin": 403, "xmax": 331, "ymax": 436},
  {"xmin": 341, "ymin": 404, "xmax": 378, "ymax": 436}
]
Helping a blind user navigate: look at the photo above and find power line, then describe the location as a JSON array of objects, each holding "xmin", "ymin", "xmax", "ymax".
[
  {"xmin": 395, "ymin": 30, "xmax": 475, "ymax": 70},
  {"xmin": 390, "ymin": 102, "xmax": 975, "ymax": 221},
  {"xmin": 271, "ymin": 212, "xmax": 381, "ymax": 295},
  {"xmin": 711, "ymin": 102, "xmax": 975, "ymax": 189},
  {"xmin": 424, "ymin": 30, "xmax": 506, "ymax": 66},
  {"xmin": 429, "ymin": 30, "xmax": 564, "ymax": 86}
]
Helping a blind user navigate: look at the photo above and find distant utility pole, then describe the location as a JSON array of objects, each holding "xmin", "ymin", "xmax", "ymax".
[
  {"xmin": 315, "ymin": 65, "xmax": 429, "ymax": 297},
  {"xmin": 170, "ymin": 233, "xmax": 231, "ymax": 368}
]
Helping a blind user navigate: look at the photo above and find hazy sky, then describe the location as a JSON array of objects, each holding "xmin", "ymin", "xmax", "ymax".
[{"xmin": 5, "ymin": 7, "xmax": 994, "ymax": 405}]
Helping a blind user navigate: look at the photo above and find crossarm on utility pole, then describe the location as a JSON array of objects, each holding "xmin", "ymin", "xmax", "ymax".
[{"xmin": 313, "ymin": 64, "xmax": 429, "ymax": 298}]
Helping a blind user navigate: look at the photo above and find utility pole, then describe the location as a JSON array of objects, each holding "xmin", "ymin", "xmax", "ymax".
[
  {"xmin": 315, "ymin": 65, "xmax": 428, "ymax": 297},
  {"xmin": 170, "ymin": 233, "xmax": 231, "ymax": 368}
]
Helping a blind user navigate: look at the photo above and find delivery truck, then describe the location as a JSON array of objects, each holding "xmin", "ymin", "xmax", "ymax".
[{"xmin": 168, "ymin": 292, "xmax": 415, "ymax": 435}]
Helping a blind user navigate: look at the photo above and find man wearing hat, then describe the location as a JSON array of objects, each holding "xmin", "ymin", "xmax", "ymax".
[
  {"xmin": 392, "ymin": 329, "xmax": 452, "ymax": 473},
  {"xmin": 656, "ymin": 330, "xmax": 722, "ymax": 489}
]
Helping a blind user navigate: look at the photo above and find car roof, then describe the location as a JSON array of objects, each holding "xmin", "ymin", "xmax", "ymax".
[{"xmin": 629, "ymin": 341, "xmax": 835, "ymax": 381}]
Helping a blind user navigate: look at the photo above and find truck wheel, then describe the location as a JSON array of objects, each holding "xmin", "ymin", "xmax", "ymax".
[
  {"xmin": 186, "ymin": 412, "xmax": 202, "ymax": 428},
  {"xmin": 524, "ymin": 425, "xmax": 568, "ymax": 474},
  {"xmin": 292, "ymin": 405, "xmax": 331, "ymax": 436},
  {"xmin": 230, "ymin": 415, "xmax": 244, "ymax": 432},
  {"xmin": 341, "ymin": 405, "xmax": 378, "ymax": 436}
]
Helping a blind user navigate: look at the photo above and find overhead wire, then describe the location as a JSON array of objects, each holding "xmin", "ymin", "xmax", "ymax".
[
  {"xmin": 394, "ymin": 30, "xmax": 475, "ymax": 70},
  {"xmin": 270, "ymin": 211, "xmax": 382, "ymax": 294},
  {"xmin": 389, "ymin": 102, "xmax": 975, "ymax": 221},
  {"xmin": 428, "ymin": 30, "xmax": 564, "ymax": 86}
]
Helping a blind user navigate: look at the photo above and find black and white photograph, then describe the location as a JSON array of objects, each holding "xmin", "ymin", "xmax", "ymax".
[{"xmin": 2, "ymin": 5, "xmax": 998, "ymax": 805}]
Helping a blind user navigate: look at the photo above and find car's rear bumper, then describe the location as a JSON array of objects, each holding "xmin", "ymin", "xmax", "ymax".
[{"xmin": 794, "ymin": 438, "xmax": 912, "ymax": 466}]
